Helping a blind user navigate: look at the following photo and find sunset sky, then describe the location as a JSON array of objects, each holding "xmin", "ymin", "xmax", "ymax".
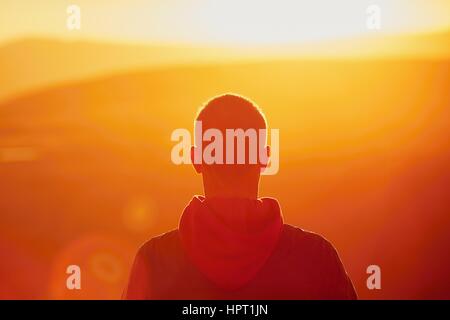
[{"xmin": 0, "ymin": 0, "xmax": 449, "ymax": 46}]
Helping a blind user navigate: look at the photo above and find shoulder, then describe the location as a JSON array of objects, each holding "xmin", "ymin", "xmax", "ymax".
[
  {"xmin": 282, "ymin": 224, "xmax": 339, "ymax": 256},
  {"xmin": 282, "ymin": 225, "xmax": 356, "ymax": 299},
  {"xmin": 136, "ymin": 229, "xmax": 181, "ymax": 260}
]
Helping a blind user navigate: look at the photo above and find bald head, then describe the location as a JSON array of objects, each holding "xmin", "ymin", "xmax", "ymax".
[
  {"xmin": 196, "ymin": 94, "xmax": 267, "ymax": 134},
  {"xmin": 191, "ymin": 93, "xmax": 270, "ymax": 199}
]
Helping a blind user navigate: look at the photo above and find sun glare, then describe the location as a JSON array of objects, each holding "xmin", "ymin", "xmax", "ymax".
[
  {"xmin": 174, "ymin": 0, "xmax": 450, "ymax": 47},
  {"xmin": 1, "ymin": 0, "xmax": 449, "ymax": 46},
  {"xmin": 186, "ymin": 1, "xmax": 370, "ymax": 46}
]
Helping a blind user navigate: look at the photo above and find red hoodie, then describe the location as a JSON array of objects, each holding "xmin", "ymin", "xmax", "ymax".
[{"xmin": 123, "ymin": 196, "xmax": 357, "ymax": 299}]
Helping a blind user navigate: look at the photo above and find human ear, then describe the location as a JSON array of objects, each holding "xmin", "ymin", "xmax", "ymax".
[{"xmin": 260, "ymin": 145, "xmax": 270, "ymax": 170}]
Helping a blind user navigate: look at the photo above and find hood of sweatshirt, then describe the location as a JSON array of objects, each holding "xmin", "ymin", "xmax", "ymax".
[{"xmin": 178, "ymin": 195, "xmax": 283, "ymax": 290}]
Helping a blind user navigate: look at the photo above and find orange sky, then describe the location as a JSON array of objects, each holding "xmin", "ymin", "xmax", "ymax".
[{"xmin": 0, "ymin": 0, "xmax": 449, "ymax": 46}]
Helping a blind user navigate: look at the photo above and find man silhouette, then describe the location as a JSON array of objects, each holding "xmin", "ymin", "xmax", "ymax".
[{"xmin": 123, "ymin": 94, "xmax": 357, "ymax": 299}]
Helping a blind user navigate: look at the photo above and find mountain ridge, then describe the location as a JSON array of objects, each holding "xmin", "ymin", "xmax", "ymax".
[{"xmin": 1, "ymin": 31, "xmax": 449, "ymax": 102}]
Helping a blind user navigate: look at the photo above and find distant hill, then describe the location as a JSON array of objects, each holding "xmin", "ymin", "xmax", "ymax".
[
  {"xmin": 0, "ymin": 31, "xmax": 448, "ymax": 102},
  {"xmin": 0, "ymin": 38, "xmax": 238, "ymax": 102}
]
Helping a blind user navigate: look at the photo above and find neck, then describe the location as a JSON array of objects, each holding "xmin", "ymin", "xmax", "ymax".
[
  {"xmin": 204, "ymin": 188, "xmax": 258, "ymax": 199},
  {"xmin": 203, "ymin": 178, "xmax": 259, "ymax": 200},
  {"xmin": 202, "ymin": 169, "xmax": 261, "ymax": 200}
]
